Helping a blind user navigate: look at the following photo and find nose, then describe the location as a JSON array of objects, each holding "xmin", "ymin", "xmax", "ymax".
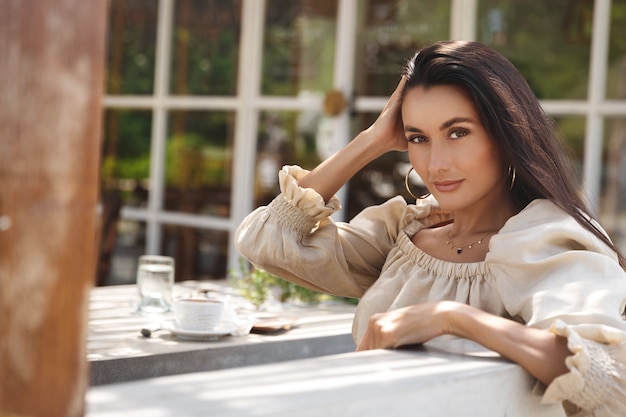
[{"xmin": 427, "ymin": 140, "xmax": 450, "ymax": 175}]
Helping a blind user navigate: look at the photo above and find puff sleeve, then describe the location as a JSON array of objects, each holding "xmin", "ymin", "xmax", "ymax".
[
  {"xmin": 235, "ymin": 165, "xmax": 414, "ymax": 299},
  {"xmin": 486, "ymin": 199, "xmax": 626, "ymax": 416}
]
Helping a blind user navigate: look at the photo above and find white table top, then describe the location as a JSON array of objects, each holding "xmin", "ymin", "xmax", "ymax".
[
  {"xmin": 87, "ymin": 344, "xmax": 565, "ymax": 417},
  {"xmin": 87, "ymin": 283, "xmax": 565, "ymax": 417},
  {"xmin": 88, "ymin": 282, "xmax": 357, "ymax": 385}
]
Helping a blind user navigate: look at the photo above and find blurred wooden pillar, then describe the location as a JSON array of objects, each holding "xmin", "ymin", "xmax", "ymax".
[{"xmin": 0, "ymin": 1, "xmax": 106, "ymax": 416}]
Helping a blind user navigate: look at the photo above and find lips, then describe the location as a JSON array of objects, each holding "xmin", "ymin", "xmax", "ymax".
[{"xmin": 432, "ymin": 180, "xmax": 463, "ymax": 192}]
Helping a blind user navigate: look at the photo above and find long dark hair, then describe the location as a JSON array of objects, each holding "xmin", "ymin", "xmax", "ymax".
[{"xmin": 402, "ymin": 40, "xmax": 626, "ymax": 270}]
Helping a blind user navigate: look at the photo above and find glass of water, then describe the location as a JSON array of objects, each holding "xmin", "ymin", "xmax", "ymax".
[{"xmin": 136, "ymin": 255, "xmax": 175, "ymax": 313}]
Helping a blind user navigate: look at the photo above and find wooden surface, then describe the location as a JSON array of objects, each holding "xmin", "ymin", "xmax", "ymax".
[{"xmin": 0, "ymin": 1, "xmax": 106, "ymax": 416}]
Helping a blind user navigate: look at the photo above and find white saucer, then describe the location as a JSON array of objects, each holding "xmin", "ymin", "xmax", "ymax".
[{"xmin": 161, "ymin": 320, "xmax": 235, "ymax": 341}]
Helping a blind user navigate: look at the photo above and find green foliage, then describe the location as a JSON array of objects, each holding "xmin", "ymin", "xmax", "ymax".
[
  {"xmin": 477, "ymin": 0, "xmax": 593, "ymax": 100},
  {"xmin": 170, "ymin": 28, "xmax": 238, "ymax": 95},
  {"xmin": 228, "ymin": 259, "xmax": 354, "ymax": 309},
  {"xmin": 164, "ymin": 133, "xmax": 230, "ymax": 188},
  {"xmin": 115, "ymin": 155, "xmax": 151, "ymax": 180},
  {"xmin": 261, "ymin": 12, "xmax": 335, "ymax": 96},
  {"xmin": 106, "ymin": 1, "xmax": 156, "ymax": 95}
]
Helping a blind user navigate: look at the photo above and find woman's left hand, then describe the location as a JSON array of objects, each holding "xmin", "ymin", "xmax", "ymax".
[
  {"xmin": 356, "ymin": 301, "xmax": 571, "ymax": 388},
  {"xmin": 356, "ymin": 301, "xmax": 461, "ymax": 351}
]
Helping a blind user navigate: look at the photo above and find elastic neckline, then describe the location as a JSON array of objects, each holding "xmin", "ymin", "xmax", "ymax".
[{"xmin": 397, "ymin": 231, "xmax": 491, "ymax": 280}]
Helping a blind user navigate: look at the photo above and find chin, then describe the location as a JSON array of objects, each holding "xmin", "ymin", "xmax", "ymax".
[{"xmin": 432, "ymin": 195, "xmax": 467, "ymax": 212}]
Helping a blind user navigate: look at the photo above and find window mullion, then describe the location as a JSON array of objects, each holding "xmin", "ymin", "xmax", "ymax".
[
  {"xmin": 450, "ymin": 0, "xmax": 477, "ymax": 40},
  {"xmin": 146, "ymin": 0, "xmax": 174, "ymax": 254},
  {"xmin": 228, "ymin": 0, "xmax": 266, "ymax": 271},
  {"xmin": 583, "ymin": 0, "xmax": 611, "ymax": 211}
]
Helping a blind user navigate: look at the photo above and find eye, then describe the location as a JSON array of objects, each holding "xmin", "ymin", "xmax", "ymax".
[
  {"xmin": 407, "ymin": 135, "xmax": 428, "ymax": 144},
  {"xmin": 449, "ymin": 129, "xmax": 468, "ymax": 139}
]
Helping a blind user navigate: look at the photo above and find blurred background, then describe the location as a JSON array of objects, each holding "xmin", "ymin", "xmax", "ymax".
[{"xmin": 98, "ymin": 0, "xmax": 626, "ymax": 286}]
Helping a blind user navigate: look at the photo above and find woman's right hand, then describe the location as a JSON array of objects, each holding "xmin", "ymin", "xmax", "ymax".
[
  {"xmin": 298, "ymin": 77, "xmax": 409, "ymax": 202},
  {"xmin": 361, "ymin": 76, "xmax": 408, "ymax": 154}
]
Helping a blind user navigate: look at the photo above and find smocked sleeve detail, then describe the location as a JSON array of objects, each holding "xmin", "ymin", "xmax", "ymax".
[
  {"xmin": 278, "ymin": 165, "xmax": 341, "ymax": 219},
  {"xmin": 486, "ymin": 199, "xmax": 626, "ymax": 415},
  {"xmin": 542, "ymin": 321, "xmax": 626, "ymax": 415},
  {"xmin": 267, "ymin": 195, "xmax": 319, "ymax": 237}
]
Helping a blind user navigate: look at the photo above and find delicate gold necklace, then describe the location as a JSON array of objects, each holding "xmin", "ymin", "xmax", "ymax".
[{"xmin": 446, "ymin": 230, "xmax": 493, "ymax": 255}]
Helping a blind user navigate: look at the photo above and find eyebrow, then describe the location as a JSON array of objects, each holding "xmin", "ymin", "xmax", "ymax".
[{"xmin": 404, "ymin": 117, "xmax": 475, "ymax": 133}]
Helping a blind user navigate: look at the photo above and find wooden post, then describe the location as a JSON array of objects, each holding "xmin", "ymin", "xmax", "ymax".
[{"xmin": 0, "ymin": 1, "xmax": 106, "ymax": 416}]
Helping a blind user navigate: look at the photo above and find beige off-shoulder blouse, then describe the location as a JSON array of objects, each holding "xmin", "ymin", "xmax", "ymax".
[{"xmin": 235, "ymin": 165, "xmax": 626, "ymax": 416}]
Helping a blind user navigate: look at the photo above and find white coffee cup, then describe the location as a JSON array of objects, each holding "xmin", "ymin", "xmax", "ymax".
[{"xmin": 174, "ymin": 298, "xmax": 224, "ymax": 331}]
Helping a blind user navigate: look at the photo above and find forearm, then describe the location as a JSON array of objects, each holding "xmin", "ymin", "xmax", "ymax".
[
  {"xmin": 298, "ymin": 132, "xmax": 388, "ymax": 203},
  {"xmin": 449, "ymin": 304, "xmax": 570, "ymax": 386},
  {"xmin": 298, "ymin": 77, "xmax": 407, "ymax": 203}
]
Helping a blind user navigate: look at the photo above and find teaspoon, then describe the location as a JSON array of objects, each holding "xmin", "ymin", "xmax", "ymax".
[{"xmin": 140, "ymin": 325, "xmax": 162, "ymax": 338}]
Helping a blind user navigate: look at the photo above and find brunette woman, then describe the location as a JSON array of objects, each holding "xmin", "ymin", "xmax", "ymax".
[{"xmin": 236, "ymin": 41, "xmax": 626, "ymax": 416}]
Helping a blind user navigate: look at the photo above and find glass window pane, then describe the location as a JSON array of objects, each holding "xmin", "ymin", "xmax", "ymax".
[
  {"xmin": 553, "ymin": 116, "xmax": 586, "ymax": 182},
  {"xmin": 106, "ymin": 0, "xmax": 157, "ymax": 95},
  {"xmin": 164, "ymin": 111, "xmax": 235, "ymax": 217},
  {"xmin": 105, "ymin": 220, "xmax": 147, "ymax": 286},
  {"xmin": 600, "ymin": 117, "xmax": 626, "ymax": 253},
  {"xmin": 162, "ymin": 226, "xmax": 229, "ymax": 280},
  {"xmin": 262, "ymin": 0, "xmax": 337, "ymax": 96},
  {"xmin": 607, "ymin": 0, "xmax": 626, "ymax": 99},
  {"xmin": 101, "ymin": 109, "xmax": 152, "ymax": 208},
  {"xmin": 255, "ymin": 110, "xmax": 324, "ymax": 206},
  {"xmin": 477, "ymin": 0, "xmax": 591, "ymax": 99},
  {"xmin": 354, "ymin": 0, "xmax": 450, "ymax": 97},
  {"xmin": 170, "ymin": 0, "xmax": 242, "ymax": 96}
]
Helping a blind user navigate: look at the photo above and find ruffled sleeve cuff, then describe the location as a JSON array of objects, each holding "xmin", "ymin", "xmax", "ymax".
[
  {"xmin": 267, "ymin": 165, "xmax": 342, "ymax": 236},
  {"xmin": 541, "ymin": 320, "xmax": 626, "ymax": 415}
]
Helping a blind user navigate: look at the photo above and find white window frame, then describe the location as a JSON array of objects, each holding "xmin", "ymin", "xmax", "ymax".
[{"xmin": 103, "ymin": 0, "xmax": 623, "ymax": 277}]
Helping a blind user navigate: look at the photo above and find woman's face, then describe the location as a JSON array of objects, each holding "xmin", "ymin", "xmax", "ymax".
[{"xmin": 401, "ymin": 84, "xmax": 507, "ymax": 212}]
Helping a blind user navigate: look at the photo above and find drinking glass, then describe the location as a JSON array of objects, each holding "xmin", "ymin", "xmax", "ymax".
[{"xmin": 136, "ymin": 255, "xmax": 175, "ymax": 313}]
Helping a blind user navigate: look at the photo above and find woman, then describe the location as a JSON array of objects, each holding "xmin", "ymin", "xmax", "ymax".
[{"xmin": 235, "ymin": 41, "xmax": 626, "ymax": 415}]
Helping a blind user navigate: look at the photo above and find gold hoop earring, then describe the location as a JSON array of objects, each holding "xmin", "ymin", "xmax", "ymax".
[
  {"xmin": 405, "ymin": 167, "xmax": 430, "ymax": 199},
  {"xmin": 508, "ymin": 165, "xmax": 516, "ymax": 190}
]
